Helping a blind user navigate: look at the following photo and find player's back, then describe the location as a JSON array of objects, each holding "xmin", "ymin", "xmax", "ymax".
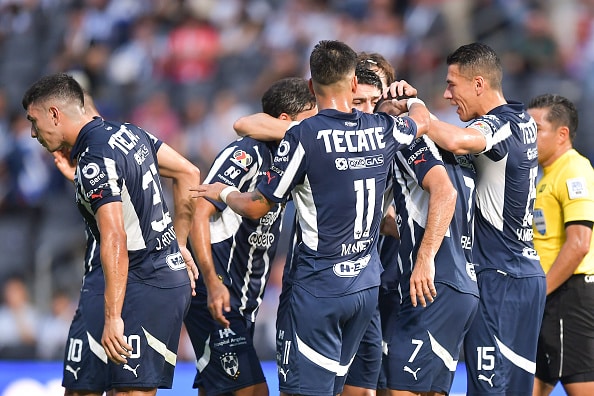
[
  {"xmin": 71, "ymin": 118, "xmax": 188, "ymax": 288},
  {"xmin": 470, "ymin": 102, "xmax": 543, "ymax": 277},
  {"xmin": 259, "ymin": 108, "xmax": 417, "ymax": 297}
]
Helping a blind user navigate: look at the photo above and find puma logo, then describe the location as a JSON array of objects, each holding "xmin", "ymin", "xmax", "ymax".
[
  {"xmin": 66, "ymin": 365, "xmax": 81, "ymax": 380},
  {"xmin": 278, "ymin": 367, "xmax": 289, "ymax": 382},
  {"xmin": 123, "ymin": 364, "xmax": 140, "ymax": 378},
  {"xmin": 413, "ymin": 154, "xmax": 427, "ymax": 165},
  {"xmin": 266, "ymin": 171, "xmax": 276, "ymax": 184},
  {"xmin": 403, "ymin": 366, "xmax": 421, "ymax": 380},
  {"xmin": 90, "ymin": 190, "xmax": 104, "ymax": 200},
  {"xmin": 478, "ymin": 373, "xmax": 495, "ymax": 387}
]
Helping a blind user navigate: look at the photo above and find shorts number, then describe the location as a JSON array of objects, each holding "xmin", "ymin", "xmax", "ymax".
[
  {"xmin": 477, "ymin": 346, "xmax": 495, "ymax": 370},
  {"xmin": 124, "ymin": 334, "xmax": 141, "ymax": 359},
  {"xmin": 67, "ymin": 338, "xmax": 83, "ymax": 362},
  {"xmin": 408, "ymin": 339, "xmax": 423, "ymax": 363}
]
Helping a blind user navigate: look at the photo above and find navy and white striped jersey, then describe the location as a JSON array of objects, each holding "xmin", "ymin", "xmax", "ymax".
[
  {"xmin": 257, "ymin": 108, "xmax": 418, "ymax": 297},
  {"xmin": 392, "ymin": 136, "xmax": 479, "ymax": 299},
  {"xmin": 197, "ymin": 137, "xmax": 284, "ymax": 322},
  {"xmin": 70, "ymin": 117, "xmax": 188, "ymax": 288},
  {"xmin": 468, "ymin": 102, "xmax": 543, "ymax": 277},
  {"xmin": 80, "ymin": 226, "xmax": 103, "ymax": 293}
]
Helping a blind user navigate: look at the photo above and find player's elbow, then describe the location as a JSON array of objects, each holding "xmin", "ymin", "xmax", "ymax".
[{"xmin": 233, "ymin": 117, "xmax": 248, "ymax": 136}]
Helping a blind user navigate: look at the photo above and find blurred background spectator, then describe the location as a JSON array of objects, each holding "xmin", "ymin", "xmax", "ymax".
[{"xmin": 0, "ymin": 0, "xmax": 592, "ymax": 361}]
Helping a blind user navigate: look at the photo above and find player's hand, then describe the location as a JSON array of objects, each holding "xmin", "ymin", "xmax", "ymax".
[
  {"xmin": 190, "ymin": 182, "xmax": 228, "ymax": 202},
  {"xmin": 409, "ymin": 255, "xmax": 437, "ymax": 308},
  {"xmin": 52, "ymin": 147, "xmax": 76, "ymax": 182},
  {"xmin": 179, "ymin": 245, "xmax": 199, "ymax": 296},
  {"xmin": 102, "ymin": 316, "xmax": 132, "ymax": 364},
  {"xmin": 206, "ymin": 280, "xmax": 231, "ymax": 328},
  {"xmin": 384, "ymin": 80, "xmax": 417, "ymax": 100}
]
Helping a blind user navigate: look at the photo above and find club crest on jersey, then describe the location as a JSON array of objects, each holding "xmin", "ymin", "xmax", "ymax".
[
  {"xmin": 220, "ymin": 353, "xmax": 240, "ymax": 379},
  {"xmin": 230, "ymin": 150, "xmax": 252, "ymax": 170}
]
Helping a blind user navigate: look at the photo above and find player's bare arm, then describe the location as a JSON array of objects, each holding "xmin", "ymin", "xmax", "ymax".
[
  {"xmin": 157, "ymin": 143, "xmax": 201, "ymax": 294},
  {"xmin": 428, "ymin": 119, "xmax": 487, "ymax": 155},
  {"xmin": 192, "ymin": 182, "xmax": 274, "ymax": 220},
  {"xmin": 190, "ymin": 197, "xmax": 231, "ymax": 327},
  {"xmin": 410, "ymin": 165, "xmax": 457, "ymax": 307},
  {"xmin": 96, "ymin": 201, "xmax": 132, "ymax": 364},
  {"xmin": 234, "ymin": 112, "xmax": 289, "ymax": 141}
]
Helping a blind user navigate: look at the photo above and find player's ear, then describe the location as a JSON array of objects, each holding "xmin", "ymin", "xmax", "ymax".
[
  {"xmin": 352, "ymin": 75, "xmax": 358, "ymax": 94},
  {"xmin": 557, "ymin": 125, "xmax": 570, "ymax": 143},
  {"xmin": 278, "ymin": 113, "xmax": 290, "ymax": 121},
  {"xmin": 308, "ymin": 78, "xmax": 314, "ymax": 95}
]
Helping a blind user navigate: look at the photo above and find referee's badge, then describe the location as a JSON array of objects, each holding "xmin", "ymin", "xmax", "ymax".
[
  {"xmin": 566, "ymin": 177, "xmax": 588, "ymax": 199},
  {"xmin": 533, "ymin": 208, "xmax": 546, "ymax": 235}
]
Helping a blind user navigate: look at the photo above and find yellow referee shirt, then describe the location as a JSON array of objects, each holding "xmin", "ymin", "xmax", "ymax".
[{"xmin": 533, "ymin": 149, "xmax": 594, "ymax": 274}]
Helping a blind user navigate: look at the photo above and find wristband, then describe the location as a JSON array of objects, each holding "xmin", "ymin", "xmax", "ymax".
[
  {"xmin": 406, "ymin": 97, "xmax": 425, "ymax": 111},
  {"xmin": 220, "ymin": 185, "xmax": 240, "ymax": 204}
]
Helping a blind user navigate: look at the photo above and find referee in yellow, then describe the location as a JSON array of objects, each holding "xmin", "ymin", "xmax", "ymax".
[{"xmin": 528, "ymin": 93, "xmax": 594, "ymax": 396}]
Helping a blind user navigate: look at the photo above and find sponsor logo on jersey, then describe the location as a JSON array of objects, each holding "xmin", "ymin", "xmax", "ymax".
[
  {"xmin": 408, "ymin": 146, "xmax": 428, "ymax": 165},
  {"xmin": 466, "ymin": 262, "xmax": 477, "ymax": 282},
  {"xmin": 335, "ymin": 157, "xmax": 348, "ymax": 170},
  {"xmin": 333, "ymin": 254, "xmax": 370, "ymax": 277},
  {"xmin": 133, "ymin": 144, "xmax": 150, "ymax": 165},
  {"xmin": 348, "ymin": 155, "xmax": 384, "ymax": 169},
  {"xmin": 533, "ymin": 208, "xmax": 546, "ymax": 235},
  {"xmin": 82, "ymin": 163, "xmax": 101, "ymax": 179},
  {"xmin": 265, "ymin": 171, "xmax": 276, "ymax": 184},
  {"xmin": 341, "ymin": 239, "xmax": 373, "ymax": 255},
  {"xmin": 522, "ymin": 247, "xmax": 540, "ymax": 260},
  {"xmin": 223, "ymin": 165, "xmax": 242, "ymax": 180},
  {"xmin": 317, "ymin": 128, "xmax": 386, "ymax": 153},
  {"xmin": 230, "ymin": 150, "xmax": 253, "ymax": 170},
  {"xmin": 220, "ymin": 353, "xmax": 240, "ymax": 379},
  {"xmin": 165, "ymin": 252, "xmax": 186, "ymax": 270},
  {"xmin": 81, "ymin": 163, "xmax": 107, "ymax": 186},
  {"xmin": 516, "ymin": 227, "xmax": 534, "ymax": 242},
  {"xmin": 277, "ymin": 141, "xmax": 290, "ymax": 157},
  {"xmin": 345, "ymin": 121, "xmax": 357, "ymax": 127},
  {"xmin": 585, "ymin": 275, "xmax": 594, "ymax": 283},
  {"xmin": 526, "ymin": 147, "xmax": 538, "ymax": 161},
  {"xmin": 260, "ymin": 209, "xmax": 281, "ymax": 226},
  {"xmin": 248, "ymin": 232, "xmax": 275, "ymax": 248}
]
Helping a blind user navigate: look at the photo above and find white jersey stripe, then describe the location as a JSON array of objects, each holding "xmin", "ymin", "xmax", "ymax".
[
  {"xmin": 428, "ymin": 331, "xmax": 457, "ymax": 371},
  {"xmin": 274, "ymin": 142, "xmax": 305, "ymax": 199},
  {"xmin": 494, "ymin": 335, "xmax": 536, "ymax": 374},
  {"xmin": 143, "ymin": 327, "xmax": 177, "ymax": 366},
  {"xmin": 87, "ymin": 331, "xmax": 108, "ymax": 364}
]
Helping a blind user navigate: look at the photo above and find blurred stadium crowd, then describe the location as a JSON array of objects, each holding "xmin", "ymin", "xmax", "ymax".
[{"xmin": 1, "ymin": 0, "xmax": 594, "ymax": 361}]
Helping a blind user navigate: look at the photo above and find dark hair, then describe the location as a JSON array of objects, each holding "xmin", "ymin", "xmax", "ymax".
[
  {"xmin": 528, "ymin": 93, "xmax": 579, "ymax": 141},
  {"xmin": 447, "ymin": 42, "xmax": 503, "ymax": 90},
  {"xmin": 22, "ymin": 73, "xmax": 84, "ymax": 110},
  {"xmin": 357, "ymin": 52, "xmax": 396, "ymax": 86},
  {"xmin": 261, "ymin": 77, "xmax": 316, "ymax": 119},
  {"xmin": 355, "ymin": 64, "xmax": 383, "ymax": 93},
  {"xmin": 310, "ymin": 40, "xmax": 357, "ymax": 86}
]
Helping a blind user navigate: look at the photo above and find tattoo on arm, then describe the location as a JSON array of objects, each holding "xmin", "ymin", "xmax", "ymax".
[{"xmin": 250, "ymin": 191, "xmax": 268, "ymax": 204}]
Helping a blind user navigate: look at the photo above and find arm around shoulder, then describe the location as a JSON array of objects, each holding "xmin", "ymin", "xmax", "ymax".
[
  {"xmin": 234, "ymin": 113, "xmax": 289, "ymax": 141},
  {"xmin": 428, "ymin": 119, "xmax": 487, "ymax": 155}
]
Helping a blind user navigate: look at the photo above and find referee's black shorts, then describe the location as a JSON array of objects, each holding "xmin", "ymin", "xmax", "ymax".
[{"xmin": 536, "ymin": 274, "xmax": 594, "ymax": 385}]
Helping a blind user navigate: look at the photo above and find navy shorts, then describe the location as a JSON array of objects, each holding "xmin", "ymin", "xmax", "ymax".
[
  {"xmin": 183, "ymin": 291, "xmax": 266, "ymax": 394},
  {"xmin": 275, "ymin": 284, "xmax": 379, "ymax": 396},
  {"xmin": 385, "ymin": 283, "xmax": 478, "ymax": 394},
  {"xmin": 109, "ymin": 281, "xmax": 191, "ymax": 390},
  {"xmin": 536, "ymin": 274, "xmax": 594, "ymax": 385},
  {"xmin": 62, "ymin": 289, "xmax": 109, "ymax": 392},
  {"xmin": 345, "ymin": 303, "xmax": 382, "ymax": 389},
  {"xmin": 464, "ymin": 270, "xmax": 546, "ymax": 396}
]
